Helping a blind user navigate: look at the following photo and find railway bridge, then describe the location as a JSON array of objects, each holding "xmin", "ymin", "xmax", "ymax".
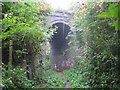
[{"xmin": 47, "ymin": 11, "xmax": 73, "ymax": 71}]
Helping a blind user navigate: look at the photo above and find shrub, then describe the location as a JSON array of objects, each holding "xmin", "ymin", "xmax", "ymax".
[{"xmin": 2, "ymin": 64, "xmax": 34, "ymax": 89}]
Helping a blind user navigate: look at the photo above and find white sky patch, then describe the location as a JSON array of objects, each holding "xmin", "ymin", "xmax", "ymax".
[{"xmin": 46, "ymin": 0, "xmax": 83, "ymax": 10}]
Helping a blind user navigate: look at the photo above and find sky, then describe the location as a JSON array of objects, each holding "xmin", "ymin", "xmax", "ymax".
[{"xmin": 45, "ymin": 0, "xmax": 84, "ymax": 10}]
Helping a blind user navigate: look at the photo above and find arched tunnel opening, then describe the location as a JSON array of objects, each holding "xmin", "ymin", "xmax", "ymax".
[{"xmin": 50, "ymin": 23, "xmax": 71, "ymax": 71}]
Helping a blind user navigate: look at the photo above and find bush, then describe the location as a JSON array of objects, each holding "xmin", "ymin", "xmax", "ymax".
[
  {"xmin": 70, "ymin": 2, "xmax": 120, "ymax": 88},
  {"xmin": 2, "ymin": 64, "xmax": 34, "ymax": 89}
]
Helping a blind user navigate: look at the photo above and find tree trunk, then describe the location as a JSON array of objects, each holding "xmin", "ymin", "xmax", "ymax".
[{"xmin": 8, "ymin": 40, "xmax": 13, "ymax": 65}]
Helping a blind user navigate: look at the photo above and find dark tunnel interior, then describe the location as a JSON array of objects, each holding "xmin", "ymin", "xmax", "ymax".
[
  {"xmin": 50, "ymin": 23, "xmax": 71, "ymax": 71},
  {"xmin": 51, "ymin": 23, "xmax": 70, "ymax": 55}
]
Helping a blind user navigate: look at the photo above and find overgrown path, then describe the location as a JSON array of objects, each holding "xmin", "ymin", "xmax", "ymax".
[{"xmin": 56, "ymin": 72, "xmax": 71, "ymax": 88}]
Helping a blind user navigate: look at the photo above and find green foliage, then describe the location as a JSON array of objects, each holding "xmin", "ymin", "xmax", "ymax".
[
  {"xmin": 41, "ymin": 60, "xmax": 65, "ymax": 88},
  {"xmin": 1, "ymin": 2, "xmax": 55, "ymax": 88},
  {"xmin": 0, "ymin": 65, "xmax": 2, "ymax": 88},
  {"xmin": 70, "ymin": 2, "xmax": 120, "ymax": 88},
  {"xmin": 32, "ymin": 59, "xmax": 65, "ymax": 88},
  {"xmin": 97, "ymin": 3, "xmax": 120, "ymax": 30},
  {"xmin": 45, "ymin": 70, "xmax": 65, "ymax": 88},
  {"xmin": 97, "ymin": 4, "xmax": 119, "ymax": 18},
  {"xmin": 2, "ymin": 2, "xmax": 53, "ymax": 65},
  {"xmin": 1, "ymin": 3, "xmax": 54, "ymax": 84},
  {"xmin": 2, "ymin": 2, "xmax": 44, "ymax": 40},
  {"xmin": 2, "ymin": 64, "xmax": 34, "ymax": 89},
  {"xmin": 2, "ymin": 1, "xmax": 120, "ymax": 89},
  {"xmin": 63, "ymin": 67, "xmax": 89, "ymax": 88}
]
